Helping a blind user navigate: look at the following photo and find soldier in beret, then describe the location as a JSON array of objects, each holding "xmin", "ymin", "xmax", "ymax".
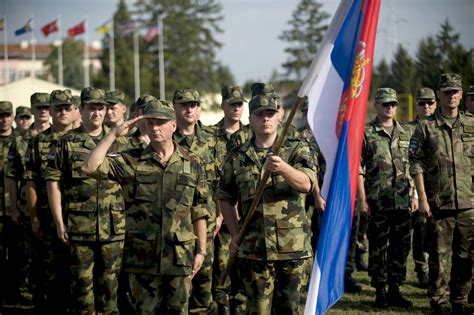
[
  {"xmin": 410, "ymin": 73, "xmax": 473, "ymax": 315},
  {"xmin": 82, "ymin": 99, "xmax": 209, "ymax": 313},
  {"xmin": 217, "ymin": 95, "xmax": 315, "ymax": 314}
]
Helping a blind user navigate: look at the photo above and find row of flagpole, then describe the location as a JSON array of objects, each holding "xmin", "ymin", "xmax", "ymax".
[{"xmin": 0, "ymin": 15, "xmax": 165, "ymax": 99}]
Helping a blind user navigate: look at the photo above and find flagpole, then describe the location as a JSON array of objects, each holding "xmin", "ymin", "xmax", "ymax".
[
  {"xmin": 158, "ymin": 15, "xmax": 165, "ymax": 100},
  {"xmin": 3, "ymin": 16, "xmax": 8, "ymax": 84},
  {"xmin": 84, "ymin": 18, "xmax": 90, "ymax": 87},
  {"xmin": 58, "ymin": 15, "xmax": 63, "ymax": 86},
  {"xmin": 133, "ymin": 24, "xmax": 140, "ymax": 100},
  {"xmin": 31, "ymin": 15, "xmax": 36, "ymax": 78},
  {"xmin": 109, "ymin": 19, "xmax": 115, "ymax": 91}
]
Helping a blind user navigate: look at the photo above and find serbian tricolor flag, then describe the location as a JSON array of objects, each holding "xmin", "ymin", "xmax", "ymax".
[
  {"xmin": 41, "ymin": 20, "xmax": 58, "ymax": 37},
  {"xmin": 68, "ymin": 21, "xmax": 85, "ymax": 38},
  {"xmin": 299, "ymin": 0, "xmax": 380, "ymax": 314}
]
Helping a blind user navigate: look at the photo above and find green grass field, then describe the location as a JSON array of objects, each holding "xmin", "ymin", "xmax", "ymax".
[{"xmin": 327, "ymin": 253, "xmax": 432, "ymax": 314}]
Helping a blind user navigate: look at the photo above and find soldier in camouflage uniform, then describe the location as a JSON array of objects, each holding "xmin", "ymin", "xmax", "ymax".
[
  {"xmin": 359, "ymin": 88, "xmax": 416, "ymax": 309},
  {"xmin": 105, "ymin": 90, "xmax": 127, "ymax": 128},
  {"xmin": 45, "ymin": 87, "xmax": 126, "ymax": 314},
  {"xmin": 466, "ymin": 85, "xmax": 474, "ymax": 114},
  {"xmin": 81, "ymin": 99, "xmax": 209, "ymax": 314},
  {"xmin": 216, "ymin": 95, "xmax": 315, "ymax": 315},
  {"xmin": 210, "ymin": 85, "xmax": 246, "ymax": 315},
  {"xmin": 405, "ymin": 87, "xmax": 437, "ymax": 290},
  {"xmin": 24, "ymin": 90, "xmax": 77, "ymax": 312},
  {"xmin": 172, "ymin": 89, "xmax": 218, "ymax": 314},
  {"xmin": 410, "ymin": 73, "xmax": 473, "ymax": 315},
  {"xmin": 14, "ymin": 106, "xmax": 32, "ymax": 133},
  {"xmin": 6, "ymin": 93, "xmax": 51, "ymax": 307},
  {"xmin": 0, "ymin": 101, "xmax": 15, "ymax": 311}
]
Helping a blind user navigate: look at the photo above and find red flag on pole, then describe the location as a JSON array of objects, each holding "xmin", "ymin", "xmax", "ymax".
[
  {"xmin": 41, "ymin": 20, "xmax": 59, "ymax": 37},
  {"xmin": 68, "ymin": 21, "xmax": 85, "ymax": 38}
]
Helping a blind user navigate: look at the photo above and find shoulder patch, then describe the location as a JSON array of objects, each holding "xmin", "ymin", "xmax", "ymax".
[
  {"xmin": 47, "ymin": 151, "xmax": 56, "ymax": 160},
  {"xmin": 463, "ymin": 125, "xmax": 474, "ymax": 133},
  {"xmin": 408, "ymin": 138, "xmax": 419, "ymax": 155}
]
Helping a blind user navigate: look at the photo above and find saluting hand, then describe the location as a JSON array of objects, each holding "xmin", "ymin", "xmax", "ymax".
[{"xmin": 113, "ymin": 115, "xmax": 144, "ymax": 137}]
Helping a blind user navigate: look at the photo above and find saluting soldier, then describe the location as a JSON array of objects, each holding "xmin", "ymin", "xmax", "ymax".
[
  {"xmin": 82, "ymin": 99, "xmax": 209, "ymax": 314},
  {"xmin": 45, "ymin": 87, "xmax": 126, "ymax": 314},
  {"xmin": 410, "ymin": 73, "xmax": 473, "ymax": 315}
]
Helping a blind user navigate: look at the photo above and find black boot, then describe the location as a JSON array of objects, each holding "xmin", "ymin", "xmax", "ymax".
[
  {"xmin": 416, "ymin": 270, "xmax": 429, "ymax": 289},
  {"xmin": 344, "ymin": 273, "xmax": 362, "ymax": 293},
  {"xmin": 387, "ymin": 286, "xmax": 413, "ymax": 308},
  {"xmin": 451, "ymin": 303, "xmax": 468, "ymax": 315},
  {"xmin": 355, "ymin": 248, "xmax": 368, "ymax": 271},
  {"xmin": 373, "ymin": 287, "xmax": 388, "ymax": 308},
  {"xmin": 432, "ymin": 304, "xmax": 451, "ymax": 315}
]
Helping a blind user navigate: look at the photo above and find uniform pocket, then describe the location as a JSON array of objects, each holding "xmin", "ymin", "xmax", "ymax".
[
  {"xmin": 174, "ymin": 230, "xmax": 197, "ymax": 267},
  {"xmin": 176, "ymin": 174, "xmax": 197, "ymax": 206},
  {"xmin": 124, "ymin": 235, "xmax": 156, "ymax": 268},
  {"xmin": 236, "ymin": 168, "xmax": 258, "ymax": 202},
  {"xmin": 67, "ymin": 203, "xmax": 96, "ymax": 234},
  {"xmin": 276, "ymin": 220, "xmax": 305, "ymax": 253},
  {"xmin": 110, "ymin": 203, "xmax": 126, "ymax": 235}
]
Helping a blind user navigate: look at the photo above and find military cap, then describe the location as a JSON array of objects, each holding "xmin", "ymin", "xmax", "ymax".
[
  {"xmin": 173, "ymin": 89, "xmax": 201, "ymax": 104},
  {"xmin": 438, "ymin": 73, "xmax": 463, "ymax": 91},
  {"xmin": 72, "ymin": 95, "xmax": 81, "ymax": 106},
  {"xmin": 0, "ymin": 101, "xmax": 13, "ymax": 114},
  {"xmin": 80, "ymin": 87, "xmax": 108, "ymax": 105},
  {"xmin": 142, "ymin": 99, "xmax": 175, "ymax": 120},
  {"xmin": 221, "ymin": 85, "xmax": 247, "ymax": 104},
  {"xmin": 16, "ymin": 106, "xmax": 32, "ymax": 117},
  {"xmin": 466, "ymin": 85, "xmax": 474, "ymax": 95},
  {"xmin": 249, "ymin": 95, "xmax": 279, "ymax": 115},
  {"xmin": 30, "ymin": 92, "xmax": 50, "ymax": 107},
  {"xmin": 416, "ymin": 87, "xmax": 436, "ymax": 101},
  {"xmin": 135, "ymin": 94, "xmax": 158, "ymax": 109},
  {"xmin": 105, "ymin": 90, "xmax": 126, "ymax": 105},
  {"xmin": 251, "ymin": 82, "xmax": 276, "ymax": 97},
  {"xmin": 375, "ymin": 87, "xmax": 398, "ymax": 104},
  {"xmin": 50, "ymin": 89, "xmax": 74, "ymax": 106}
]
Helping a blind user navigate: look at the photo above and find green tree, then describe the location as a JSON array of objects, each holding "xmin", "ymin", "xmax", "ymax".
[
  {"xmin": 415, "ymin": 35, "xmax": 442, "ymax": 89},
  {"xmin": 389, "ymin": 45, "xmax": 418, "ymax": 96},
  {"xmin": 279, "ymin": 0, "xmax": 329, "ymax": 81},
  {"xmin": 370, "ymin": 59, "xmax": 390, "ymax": 99},
  {"xmin": 43, "ymin": 39, "xmax": 85, "ymax": 90}
]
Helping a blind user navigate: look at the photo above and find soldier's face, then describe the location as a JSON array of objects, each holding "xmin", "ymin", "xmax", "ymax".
[
  {"xmin": 416, "ymin": 99, "xmax": 437, "ymax": 118},
  {"xmin": 174, "ymin": 102, "xmax": 199, "ymax": 125},
  {"xmin": 222, "ymin": 101, "xmax": 243, "ymax": 123},
  {"xmin": 106, "ymin": 103, "xmax": 127, "ymax": 124},
  {"xmin": 467, "ymin": 95, "xmax": 474, "ymax": 114},
  {"xmin": 81, "ymin": 104, "xmax": 106, "ymax": 128},
  {"xmin": 0, "ymin": 113, "xmax": 13, "ymax": 132},
  {"xmin": 374, "ymin": 102, "xmax": 397, "ymax": 120},
  {"xmin": 15, "ymin": 116, "xmax": 32, "ymax": 131},
  {"xmin": 438, "ymin": 89, "xmax": 462, "ymax": 110},
  {"xmin": 33, "ymin": 105, "xmax": 51, "ymax": 124},
  {"xmin": 51, "ymin": 104, "xmax": 75, "ymax": 127},
  {"xmin": 249, "ymin": 109, "xmax": 278, "ymax": 136},
  {"xmin": 146, "ymin": 118, "xmax": 176, "ymax": 143}
]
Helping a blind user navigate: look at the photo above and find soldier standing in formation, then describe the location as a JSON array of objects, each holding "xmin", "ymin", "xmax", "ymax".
[
  {"xmin": 410, "ymin": 73, "xmax": 473, "ymax": 315},
  {"xmin": 359, "ymin": 87, "xmax": 416, "ymax": 309},
  {"xmin": 217, "ymin": 94, "xmax": 315, "ymax": 314},
  {"xmin": 105, "ymin": 90, "xmax": 128, "ymax": 128},
  {"xmin": 14, "ymin": 106, "xmax": 33, "ymax": 134},
  {"xmin": 82, "ymin": 99, "xmax": 209, "ymax": 314}
]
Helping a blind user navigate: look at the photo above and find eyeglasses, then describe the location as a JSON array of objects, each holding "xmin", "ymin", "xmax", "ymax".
[
  {"xmin": 417, "ymin": 101, "xmax": 435, "ymax": 106},
  {"xmin": 54, "ymin": 105, "xmax": 74, "ymax": 113},
  {"xmin": 381, "ymin": 102, "xmax": 397, "ymax": 108}
]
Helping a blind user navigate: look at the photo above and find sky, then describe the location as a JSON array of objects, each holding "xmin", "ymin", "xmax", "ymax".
[{"xmin": 1, "ymin": 0, "xmax": 473, "ymax": 85}]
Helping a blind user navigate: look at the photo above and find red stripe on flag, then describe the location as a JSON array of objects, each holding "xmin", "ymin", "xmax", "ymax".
[
  {"xmin": 41, "ymin": 20, "xmax": 59, "ymax": 37},
  {"xmin": 68, "ymin": 21, "xmax": 85, "ymax": 38}
]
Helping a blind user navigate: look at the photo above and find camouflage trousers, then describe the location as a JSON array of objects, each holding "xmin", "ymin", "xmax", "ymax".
[
  {"xmin": 240, "ymin": 257, "xmax": 312, "ymax": 315},
  {"xmin": 212, "ymin": 228, "xmax": 231, "ymax": 307},
  {"xmin": 411, "ymin": 212, "xmax": 428, "ymax": 274},
  {"xmin": 129, "ymin": 272, "xmax": 191, "ymax": 315},
  {"xmin": 346, "ymin": 203, "xmax": 361, "ymax": 274},
  {"xmin": 368, "ymin": 210, "xmax": 411, "ymax": 289},
  {"xmin": 70, "ymin": 240, "xmax": 124, "ymax": 314},
  {"xmin": 428, "ymin": 209, "xmax": 473, "ymax": 308},
  {"xmin": 190, "ymin": 234, "xmax": 214, "ymax": 314}
]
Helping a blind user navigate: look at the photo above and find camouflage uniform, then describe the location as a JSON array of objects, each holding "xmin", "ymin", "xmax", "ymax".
[
  {"xmin": 45, "ymin": 88, "xmax": 126, "ymax": 314},
  {"xmin": 90, "ymin": 99, "xmax": 210, "ymax": 314},
  {"xmin": 173, "ymin": 89, "xmax": 217, "ymax": 314},
  {"xmin": 409, "ymin": 73, "xmax": 474, "ymax": 312},
  {"xmin": 361, "ymin": 89, "xmax": 413, "ymax": 294},
  {"xmin": 216, "ymin": 95, "xmax": 315, "ymax": 315}
]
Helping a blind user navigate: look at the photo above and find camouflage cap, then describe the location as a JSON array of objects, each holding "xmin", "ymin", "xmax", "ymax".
[
  {"xmin": 221, "ymin": 85, "xmax": 247, "ymax": 104},
  {"xmin": 142, "ymin": 99, "xmax": 175, "ymax": 120},
  {"xmin": 466, "ymin": 85, "xmax": 474, "ymax": 95},
  {"xmin": 80, "ymin": 87, "xmax": 108, "ymax": 105},
  {"xmin": 0, "ymin": 101, "xmax": 13, "ymax": 114},
  {"xmin": 16, "ymin": 106, "xmax": 32, "ymax": 117},
  {"xmin": 105, "ymin": 90, "xmax": 126, "ymax": 105},
  {"xmin": 416, "ymin": 87, "xmax": 436, "ymax": 101},
  {"xmin": 438, "ymin": 73, "xmax": 463, "ymax": 91},
  {"xmin": 173, "ymin": 89, "xmax": 201, "ymax": 104},
  {"xmin": 30, "ymin": 92, "xmax": 50, "ymax": 107},
  {"xmin": 249, "ymin": 95, "xmax": 279, "ymax": 115},
  {"xmin": 375, "ymin": 87, "xmax": 398, "ymax": 104},
  {"xmin": 251, "ymin": 82, "xmax": 275, "ymax": 97},
  {"xmin": 72, "ymin": 95, "xmax": 81, "ymax": 106},
  {"xmin": 135, "ymin": 94, "xmax": 158, "ymax": 109},
  {"xmin": 50, "ymin": 89, "xmax": 74, "ymax": 106}
]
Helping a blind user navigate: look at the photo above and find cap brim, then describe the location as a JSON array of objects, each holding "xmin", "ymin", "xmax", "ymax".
[
  {"xmin": 251, "ymin": 107, "xmax": 278, "ymax": 115},
  {"xmin": 82, "ymin": 100, "xmax": 109, "ymax": 105},
  {"xmin": 378, "ymin": 98, "xmax": 399, "ymax": 104},
  {"xmin": 173, "ymin": 99, "xmax": 201, "ymax": 104},
  {"xmin": 439, "ymin": 87, "xmax": 462, "ymax": 91},
  {"xmin": 143, "ymin": 113, "xmax": 175, "ymax": 120},
  {"xmin": 51, "ymin": 100, "xmax": 73, "ymax": 106},
  {"xmin": 226, "ymin": 97, "xmax": 247, "ymax": 104},
  {"xmin": 32, "ymin": 102, "xmax": 50, "ymax": 107},
  {"xmin": 0, "ymin": 110, "xmax": 13, "ymax": 114}
]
